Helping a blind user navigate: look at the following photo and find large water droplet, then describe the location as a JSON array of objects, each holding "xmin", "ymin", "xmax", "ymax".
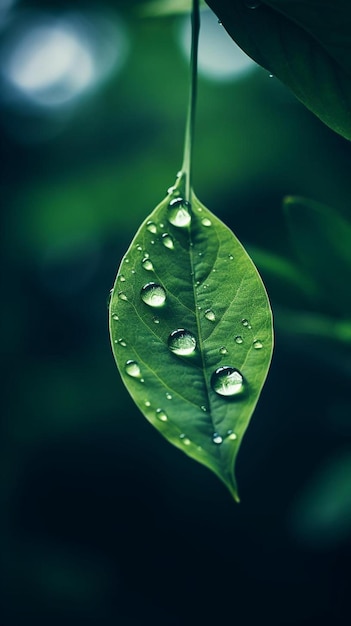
[
  {"xmin": 211, "ymin": 366, "xmax": 244, "ymax": 397},
  {"xmin": 168, "ymin": 329, "xmax": 196, "ymax": 356},
  {"xmin": 162, "ymin": 233, "xmax": 174, "ymax": 249},
  {"xmin": 253, "ymin": 339, "xmax": 263, "ymax": 349},
  {"xmin": 112, "ymin": 314, "xmax": 119, "ymax": 321},
  {"xmin": 204, "ymin": 309, "xmax": 216, "ymax": 322},
  {"xmin": 141, "ymin": 282, "xmax": 166, "ymax": 307},
  {"xmin": 125, "ymin": 360, "xmax": 141, "ymax": 378},
  {"xmin": 156, "ymin": 408, "xmax": 168, "ymax": 422},
  {"xmin": 146, "ymin": 220, "xmax": 157, "ymax": 234},
  {"xmin": 119, "ymin": 274, "xmax": 126, "ymax": 282},
  {"xmin": 201, "ymin": 217, "xmax": 212, "ymax": 227},
  {"xmin": 219, "ymin": 346, "xmax": 228, "ymax": 355},
  {"xmin": 142, "ymin": 257, "xmax": 154, "ymax": 271},
  {"xmin": 235, "ymin": 335, "xmax": 243, "ymax": 344},
  {"xmin": 212, "ymin": 432, "xmax": 223, "ymax": 445},
  {"xmin": 118, "ymin": 291, "xmax": 128, "ymax": 301},
  {"xmin": 168, "ymin": 197, "xmax": 191, "ymax": 227}
]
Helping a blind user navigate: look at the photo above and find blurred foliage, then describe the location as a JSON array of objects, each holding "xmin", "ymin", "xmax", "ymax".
[{"xmin": 1, "ymin": 0, "xmax": 351, "ymax": 624}]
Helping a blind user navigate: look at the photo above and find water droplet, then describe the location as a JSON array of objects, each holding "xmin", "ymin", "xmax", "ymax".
[
  {"xmin": 136, "ymin": 244, "xmax": 143, "ymax": 251},
  {"xmin": 201, "ymin": 217, "xmax": 212, "ymax": 227},
  {"xmin": 228, "ymin": 254, "xmax": 234, "ymax": 260},
  {"xmin": 227, "ymin": 430, "xmax": 237, "ymax": 441},
  {"xmin": 219, "ymin": 346, "xmax": 228, "ymax": 355},
  {"xmin": 146, "ymin": 220, "xmax": 157, "ymax": 234},
  {"xmin": 143, "ymin": 252, "xmax": 150, "ymax": 258},
  {"xmin": 119, "ymin": 274, "xmax": 126, "ymax": 282},
  {"xmin": 198, "ymin": 252, "xmax": 203, "ymax": 257},
  {"xmin": 159, "ymin": 222, "xmax": 164, "ymax": 228},
  {"xmin": 167, "ymin": 186, "xmax": 175, "ymax": 195},
  {"xmin": 153, "ymin": 316, "xmax": 160, "ymax": 324},
  {"xmin": 200, "ymin": 405, "xmax": 207, "ymax": 412},
  {"xmin": 145, "ymin": 400, "xmax": 151, "ymax": 407},
  {"xmin": 241, "ymin": 318, "xmax": 252, "ymax": 329},
  {"xmin": 142, "ymin": 257, "xmax": 154, "ymax": 271},
  {"xmin": 118, "ymin": 338, "xmax": 127, "ymax": 347},
  {"xmin": 235, "ymin": 335, "xmax": 243, "ymax": 344},
  {"xmin": 218, "ymin": 19, "xmax": 222, "ymax": 25},
  {"xmin": 183, "ymin": 438, "xmax": 191, "ymax": 446},
  {"xmin": 131, "ymin": 270, "xmax": 136, "ymax": 274},
  {"xmin": 168, "ymin": 197, "xmax": 191, "ymax": 227},
  {"xmin": 212, "ymin": 433, "xmax": 223, "ymax": 445},
  {"xmin": 269, "ymin": 73, "xmax": 274, "ymax": 78},
  {"xmin": 125, "ymin": 360, "xmax": 141, "ymax": 378},
  {"xmin": 118, "ymin": 291, "xmax": 128, "ymax": 301},
  {"xmin": 150, "ymin": 240, "xmax": 155, "ymax": 245},
  {"xmin": 112, "ymin": 314, "xmax": 119, "ymax": 321},
  {"xmin": 168, "ymin": 329, "xmax": 196, "ymax": 356},
  {"xmin": 211, "ymin": 366, "xmax": 244, "ymax": 397},
  {"xmin": 162, "ymin": 233, "xmax": 174, "ymax": 249},
  {"xmin": 204, "ymin": 309, "xmax": 216, "ymax": 322},
  {"xmin": 125, "ymin": 258, "xmax": 129, "ymax": 263},
  {"xmin": 253, "ymin": 339, "xmax": 263, "ymax": 349},
  {"xmin": 141, "ymin": 282, "xmax": 166, "ymax": 307},
  {"xmin": 166, "ymin": 392, "xmax": 172, "ymax": 400},
  {"xmin": 156, "ymin": 408, "xmax": 168, "ymax": 422},
  {"xmin": 244, "ymin": 0, "xmax": 261, "ymax": 8}
]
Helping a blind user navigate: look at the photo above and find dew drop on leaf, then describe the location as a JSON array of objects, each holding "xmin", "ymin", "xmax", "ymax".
[
  {"xmin": 212, "ymin": 432, "xmax": 223, "ymax": 445},
  {"xmin": 153, "ymin": 316, "xmax": 160, "ymax": 324},
  {"xmin": 244, "ymin": 0, "xmax": 261, "ymax": 8},
  {"xmin": 141, "ymin": 282, "xmax": 166, "ymax": 307},
  {"xmin": 136, "ymin": 244, "xmax": 143, "ymax": 252},
  {"xmin": 241, "ymin": 318, "xmax": 251, "ymax": 328},
  {"xmin": 118, "ymin": 291, "xmax": 128, "ymax": 301},
  {"xmin": 166, "ymin": 392, "xmax": 172, "ymax": 400},
  {"xmin": 119, "ymin": 274, "xmax": 126, "ymax": 282},
  {"xmin": 112, "ymin": 314, "xmax": 119, "ymax": 321},
  {"xmin": 142, "ymin": 257, "xmax": 154, "ymax": 271},
  {"xmin": 204, "ymin": 309, "xmax": 216, "ymax": 322},
  {"xmin": 201, "ymin": 217, "xmax": 212, "ymax": 227},
  {"xmin": 219, "ymin": 346, "xmax": 228, "ymax": 355},
  {"xmin": 227, "ymin": 430, "xmax": 237, "ymax": 441},
  {"xmin": 168, "ymin": 197, "xmax": 191, "ymax": 227},
  {"xmin": 211, "ymin": 366, "xmax": 244, "ymax": 397},
  {"xmin": 125, "ymin": 360, "xmax": 141, "ymax": 378},
  {"xmin": 168, "ymin": 329, "xmax": 197, "ymax": 356},
  {"xmin": 253, "ymin": 339, "xmax": 263, "ymax": 349},
  {"xmin": 146, "ymin": 220, "xmax": 157, "ymax": 234},
  {"xmin": 162, "ymin": 233, "xmax": 174, "ymax": 249},
  {"xmin": 235, "ymin": 335, "xmax": 243, "ymax": 344},
  {"xmin": 156, "ymin": 408, "xmax": 168, "ymax": 421}
]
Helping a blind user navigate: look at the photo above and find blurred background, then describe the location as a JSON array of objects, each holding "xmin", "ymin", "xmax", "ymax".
[{"xmin": 1, "ymin": 1, "xmax": 351, "ymax": 624}]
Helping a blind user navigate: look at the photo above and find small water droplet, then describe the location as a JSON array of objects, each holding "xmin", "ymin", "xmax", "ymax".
[
  {"xmin": 131, "ymin": 270, "xmax": 136, "ymax": 274},
  {"xmin": 119, "ymin": 274, "xmax": 126, "ymax": 282},
  {"xmin": 168, "ymin": 329, "xmax": 196, "ymax": 356},
  {"xmin": 228, "ymin": 254, "xmax": 234, "ymax": 260},
  {"xmin": 211, "ymin": 366, "xmax": 244, "ymax": 397},
  {"xmin": 253, "ymin": 339, "xmax": 263, "ymax": 349},
  {"xmin": 200, "ymin": 405, "xmax": 207, "ymax": 412},
  {"xmin": 140, "ymin": 378, "xmax": 145, "ymax": 383},
  {"xmin": 204, "ymin": 309, "xmax": 216, "ymax": 322},
  {"xmin": 153, "ymin": 316, "xmax": 160, "ymax": 324},
  {"xmin": 183, "ymin": 438, "xmax": 191, "ymax": 446},
  {"xmin": 241, "ymin": 318, "xmax": 252, "ymax": 329},
  {"xmin": 235, "ymin": 335, "xmax": 243, "ymax": 344},
  {"xmin": 219, "ymin": 346, "xmax": 228, "ymax": 355},
  {"xmin": 156, "ymin": 408, "xmax": 168, "ymax": 422},
  {"xmin": 159, "ymin": 222, "xmax": 164, "ymax": 228},
  {"xmin": 143, "ymin": 252, "xmax": 150, "ymax": 258},
  {"xmin": 112, "ymin": 314, "xmax": 119, "ymax": 321},
  {"xmin": 227, "ymin": 430, "xmax": 237, "ymax": 441},
  {"xmin": 146, "ymin": 220, "xmax": 157, "ymax": 234},
  {"xmin": 125, "ymin": 258, "xmax": 129, "ymax": 263},
  {"xmin": 136, "ymin": 244, "xmax": 143, "ymax": 251},
  {"xmin": 201, "ymin": 217, "xmax": 212, "ymax": 227},
  {"xmin": 212, "ymin": 433, "xmax": 223, "ymax": 445},
  {"xmin": 141, "ymin": 282, "xmax": 166, "ymax": 307},
  {"xmin": 142, "ymin": 257, "xmax": 154, "ymax": 271},
  {"xmin": 166, "ymin": 392, "xmax": 172, "ymax": 400},
  {"xmin": 167, "ymin": 186, "xmax": 175, "ymax": 195},
  {"xmin": 125, "ymin": 360, "xmax": 141, "ymax": 378},
  {"xmin": 269, "ymin": 73, "xmax": 274, "ymax": 78},
  {"xmin": 150, "ymin": 240, "xmax": 155, "ymax": 245},
  {"xmin": 244, "ymin": 0, "xmax": 261, "ymax": 8},
  {"xmin": 145, "ymin": 400, "xmax": 151, "ymax": 407},
  {"xmin": 118, "ymin": 291, "xmax": 128, "ymax": 301},
  {"xmin": 168, "ymin": 197, "xmax": 191, "ymax": 227},
  {"xmin": 118, "ymin": 338, "xmax": 127, "ymax": 347},
  {"xmin": 198, "ymin": 252, "xmax": 203, "ymax": 257},
  {"xmin": 218, "ymin": 19, "xmax": 222, "ymax": 25},
  {"xmin": 162, "ymin": 233, "xmax": 174, "ymax": 249}
]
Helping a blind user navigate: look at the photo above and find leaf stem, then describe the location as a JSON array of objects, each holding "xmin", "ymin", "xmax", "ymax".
[{"xmin": 181, "ymin": 0, "xmax": 200, "ymax": 202}]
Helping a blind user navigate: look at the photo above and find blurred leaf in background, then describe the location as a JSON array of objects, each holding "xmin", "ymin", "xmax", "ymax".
[{"xmin": 1, "ymin": 1, "xmax": 351, "ymax": 624}]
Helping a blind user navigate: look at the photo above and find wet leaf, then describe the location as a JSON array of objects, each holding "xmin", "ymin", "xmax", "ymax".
[
  {"xmin": 206, "ymin": 0, "xmax": 351, "ymax": 140},
  {"xmin": 109, "ymin": 175, "xmax": 273, "ymax": 500}
]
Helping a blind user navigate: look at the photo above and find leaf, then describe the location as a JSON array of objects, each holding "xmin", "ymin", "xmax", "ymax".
[
  {"xmin": 205, "ymin": 0, "xmax": 351, "ymax": 140},
  {"xmin": 109, "ymin": 175, "xmax": 273, "ymax": 501},
  {"xmin": 284, "ymin": 196, "xmax": 351, "ymax": 317}
]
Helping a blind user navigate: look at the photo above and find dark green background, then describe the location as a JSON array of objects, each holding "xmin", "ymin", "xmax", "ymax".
[{"xmin": 1, "ymin": 1, "xmax": 350, "ymax": 624}]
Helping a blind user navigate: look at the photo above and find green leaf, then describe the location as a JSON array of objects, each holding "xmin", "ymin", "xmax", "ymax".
[
  {"xmin": 284, "ymin": 196, "xmax": 351, "ymax": 317},
  {"xmin": 205, "ymin": 0, "xmax": 351, "ymax": 140},
  {"xmin": 109, "ymin": 175, "xmax": 273, "ymax": 501}
]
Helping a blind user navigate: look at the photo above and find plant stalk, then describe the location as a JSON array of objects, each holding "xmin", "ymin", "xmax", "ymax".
[{"xmin": 181, "ymin": 0, "xmax": 200, "ymax": 202}]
